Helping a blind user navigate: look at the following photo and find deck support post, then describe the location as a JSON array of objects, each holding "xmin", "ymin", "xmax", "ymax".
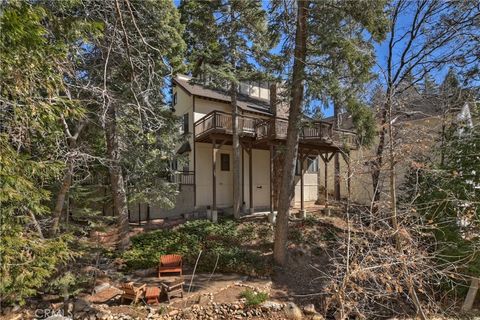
[
  {"xmin": 341, "ymin": 152, "xmax": 352, "ymax": 203},
  {"xmin": 212, "ymin": 139, "xmax": 217, "ymax": 217},
  {"xmin": 147, "ymin": 204, "xmax": 151, "ymax": 224},
  {"xmin": 300, "ymin": 153, "xmax": 306, "ymax": 218},
  {"xmin": 138, "ymin": 203, "xmax": 141, "ymax": 226},
  {"xmin": 248, "ymin": 145, "xmax": 254, "ymax": 214},
  {"xmin": 320, "ymin": 152, "xmax": 335, "ymax": 208},
  {"xmin": 270, "ymin": 145, "xmax": 274, "ymax": 214},
  {"xmin": 334, "ymin": 153, "xmax": 341, "ymax": 201},
  {"xmin": 242, "ymin": 147, "xmax": 245, "ymax": 210}
]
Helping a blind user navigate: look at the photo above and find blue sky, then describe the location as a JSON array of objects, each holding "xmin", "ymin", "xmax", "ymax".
[{"xmin": 173, "ymin": 0, "xmax": 456, "ymax": 117}]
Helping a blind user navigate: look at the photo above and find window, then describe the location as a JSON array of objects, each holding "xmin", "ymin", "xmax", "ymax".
[
  {"xmin": 171, "ymin": 159, "xmax": 178, "ymax": 171},
  {"xmin": 182, "ymin": 113, "xmax": 189, "ymax": 134},
  {"xmin": 307, "ymin": 157, "xmax": 319, "ymax": 173},
  {"xmin": 173, "ymin": 92, "xmax": 177, "ymax": 106},
  {"xmin": 295, "ymin": 157, "xmax": 318, "ymax": 175},
  {"xmin": 220, "ymin": 153, "xmax": 230, "ymax": 171}
]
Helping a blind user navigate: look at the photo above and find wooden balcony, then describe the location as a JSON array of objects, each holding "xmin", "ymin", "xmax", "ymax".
[
  {"xmin": 194, "ymin": 111, "xmax": 257, "ymax": 140},
  {"xmin": 255, "ymin": 117, "xmax": 357, "ymax": 149},
  {"xmin": 194, "ymin": 110, "xmax": 357, "ymax": 149}
]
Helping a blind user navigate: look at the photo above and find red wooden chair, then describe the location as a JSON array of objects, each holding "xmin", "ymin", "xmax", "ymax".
[
  {"xmin": 120, "ymin": 282, "xmax": 146, "ymax": 304},
  {"xmin": 158, "ymin": 254, "xmax": 183, "ymax": 278}
]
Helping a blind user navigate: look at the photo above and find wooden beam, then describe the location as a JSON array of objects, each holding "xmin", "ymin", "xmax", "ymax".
[
  {"xmin": 138, "ymin": 203, "xmax": 141, "ymax": 226},
  {"xmin": 300, "ymin": 152, "xmax": 305, "ymax": 213},
  {"xmin": 249, "ymin": 145, "xmax": 254, "ymax": 213},
  {"xmin": 212, "ymin": 139, "xmax": 217, "ymax": 212},
  {"xmin": 270, "ymin": 144, "xmax": 274, "ymax": 214},
  {"xmin": 193, "ymin": 96, "xmax": 197, "ymax": 209},
  {"xmin": 320, "ymin": 152, "xmax": 332, "ymax": 208},
  {"xmin": 242, "ymin": 147, "xmax": 245, "ymax": 207},
  {"xmin": 341, "ymin": 152, "xmax": 352, "ymax": 202}
]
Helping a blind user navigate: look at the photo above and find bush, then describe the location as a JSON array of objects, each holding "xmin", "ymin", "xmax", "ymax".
[
  {"xmin": 122, "ymin": 219, "xmax": 271, "ymax": 276},
  {"xmin": 240, "ymin": 289, "xmax": 268, "ymax": 306}
]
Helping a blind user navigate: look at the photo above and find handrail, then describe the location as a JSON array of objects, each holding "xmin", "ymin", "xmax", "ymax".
[
  {"xmin": 172, "ymin": 171, "xmax": 195, "ymax": 185},
  {"xmin": 193, "ymin": 110, "xmax": 358, "ymax": 148},
  {"xmin": 194, "ymin": 110, "xmax": 263, "ymax": 137}
]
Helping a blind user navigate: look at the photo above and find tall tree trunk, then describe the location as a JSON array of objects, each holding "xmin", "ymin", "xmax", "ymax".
[
  {"xmin": 231, "ymin": 81, "xmax": 241, "ymax": 219},
  {"xmin": 387, "ymin": 95, "xmax": 401, "ymax": 250},
  {"xmin": 105, "ymin": 103, "xmax": 130, "ymax": 250},
  {"xmin": 51, "ymin": 119, "xmax": 86, "ymax": 236},
  {"xmin": 50, "ymin": 162, "xmax": 73, "ymax": 236},
  {"xmin": 333, "ymin": 99, "xmax": 340, "ymax": 201},
  {"xmin": 371, "ymin": 93, "xmax": 390, "ymax": 210},
  {"xmin": 273, "ymin": 0, "xmax": 308, "ymax": 266}
]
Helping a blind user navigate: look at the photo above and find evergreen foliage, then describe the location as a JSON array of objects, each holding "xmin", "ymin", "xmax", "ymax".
[
  {"xmin": 402, "ymin": 103, "xmax": 480, "ymax": 279},
  {"xmin": 0, "ymin": 1, "xmax": 84, "ymax": 305}
]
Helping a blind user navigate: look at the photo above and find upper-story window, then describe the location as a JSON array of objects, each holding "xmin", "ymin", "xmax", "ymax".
[
  {"xmin": 173, "ymin": 92, "xmax": 177, "ymax": 106},
  {"xmin": 182, "ymin": 113, "xmax": 189, "ymax": 134}
]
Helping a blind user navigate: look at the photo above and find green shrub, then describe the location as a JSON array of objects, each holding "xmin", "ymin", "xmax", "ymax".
[
  {"xmin": 122, "ymin": 219, "xmax": 271, "ymax": 276},
  {"xmin": 240, "ymin": 289, "xmax": 268, "ymax": 306}
]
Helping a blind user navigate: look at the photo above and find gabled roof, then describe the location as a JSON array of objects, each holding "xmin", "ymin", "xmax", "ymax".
[{"xmin": 173, "ymin": 75, "xmax": 272, "ymax": 116}]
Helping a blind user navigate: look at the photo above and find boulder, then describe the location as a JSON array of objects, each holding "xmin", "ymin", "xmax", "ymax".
[
  {"xmin": 73, "ymin": 298, "xmax": 91, "ymax": 312},
  {"xmin": 261, "ymin": 300, "xmax": 283, "ymax": 312},
  {"xmin": 303, "ymin": 303, "xmax": 317, "ymax": 315},
  {"xmin": 284, "ymin": 302, "xmax": 303, "ymax": 320}
]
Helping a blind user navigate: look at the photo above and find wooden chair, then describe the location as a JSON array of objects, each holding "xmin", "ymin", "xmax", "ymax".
[
  {"xmin": 161, "ymin": 279, "xmax": 184, "ymax": 303},
  {"xmin": 158, "ymin": 254, "xmax": 182, "ymax": 278},
  {"xmin": 120, "ymin": 282, "xmax": 146, "ymax": 304}
]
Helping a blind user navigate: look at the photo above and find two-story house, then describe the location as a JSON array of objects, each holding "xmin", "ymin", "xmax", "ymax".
[{"xmin": 129, "ymin": 74, "xmax": 357, "ymax": 221}]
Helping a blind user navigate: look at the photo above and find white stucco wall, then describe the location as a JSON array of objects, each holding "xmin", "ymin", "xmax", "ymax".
[{"xmin": 195, "ymin": 143, "xmax": 271, "ymax": 210}]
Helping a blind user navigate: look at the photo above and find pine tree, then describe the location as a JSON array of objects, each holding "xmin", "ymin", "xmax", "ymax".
[
  {"xmin": 69, "ymin": 0, "xmax": 185, "ymax": 250},
  {"xmin": 180, "ymin": 0, "xmax": 270, "ymax": 218},
  {"xmin": 0, "ymin": 1, "xmax": 85, "ymax": 304},
  {"xmin": 271, "ymin": 0, "xmax": 388, "ymax": 265}
]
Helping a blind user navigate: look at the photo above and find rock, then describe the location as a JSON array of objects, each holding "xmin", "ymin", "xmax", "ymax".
[
  {"xmin": 73, "ymin": 298, "xmax": 90, "ymax": 312},
  {"xmin": 168, "ymin": 309, "xmax": 179, "ymax": 316},
  {"xmin": 303, "ymin": 303, "xmax": 316, "ymax": 315},
  {"xmin": 311, "ymin": 315, "xmax": 325, "ymax": 320},
  {"xmin": 197, "ymin": 294, "xmax": 210, "ymax": 305},
  {"xmin": 261, "ymin": 300, "xmax": 283, "ymax": 311},
  {"xmin": 284, "ymin": 302, "xmax": 303, "ymax": 320},
  {"xmin": 94, "ymin": 283, "xmax": 111, "ymax": 293}
]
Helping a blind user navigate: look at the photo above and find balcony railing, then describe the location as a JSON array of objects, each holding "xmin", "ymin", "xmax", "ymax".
[
  {"xmin": 256, "ymin": 118, "xmax": 335, "ymax": 140},
  {"xmin": 194, "ymin": 111, "xmax": 258, "ymax": 137},
  {"xmin": 172, "ymin": 171, "xmax": 195, "ymax": 185},
  {"xmin": 194, "ymin": 111, "xmax": 357, "ymax": 148}
]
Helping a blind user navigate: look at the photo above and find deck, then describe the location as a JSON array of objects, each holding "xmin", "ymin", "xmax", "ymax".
[{"xmin": 194, "ymin": 110, "xmax": 357, "ymax": 150}]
